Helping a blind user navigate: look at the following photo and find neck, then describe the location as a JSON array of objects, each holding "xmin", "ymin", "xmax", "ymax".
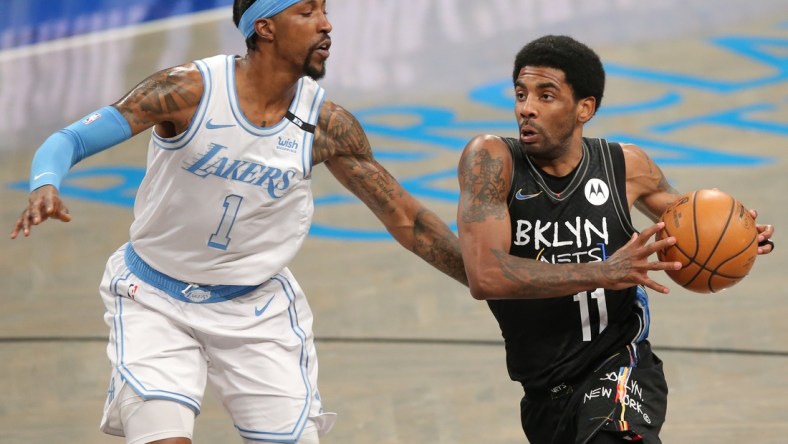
[
  {"xmin": 529, "ymin": 136, "xmax": 586, "ymax": 177},
  {"xmin": 234, "ymin": 52, "xmax": 301, "ymax": 125}
]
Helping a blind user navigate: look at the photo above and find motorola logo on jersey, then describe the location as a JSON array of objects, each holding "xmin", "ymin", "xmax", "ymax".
[
  {"xmin": 584, "ymin": 178, "xmax": 610, "ymax": 206},
  {"xmin": 183, "ymin": 143, "xmax": 297, "ymax": 199}
]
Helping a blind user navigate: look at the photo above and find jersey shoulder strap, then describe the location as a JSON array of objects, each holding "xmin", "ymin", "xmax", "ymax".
[
  {"xmin": 591, "ymin": 137, "xmax": 636, "ymax": 234},
  {"xmin": 501, "ymin": 136, "xmax": 526, "ymax": 205}
]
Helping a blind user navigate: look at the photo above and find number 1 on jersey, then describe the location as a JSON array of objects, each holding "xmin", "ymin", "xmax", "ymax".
[
  {"xmin": 574, "ymin": 288, "xmax": 608, "ymax": 341},
  {"xmin": 208, "ymin": 194, "xmax": 243, "ymax": 250}
]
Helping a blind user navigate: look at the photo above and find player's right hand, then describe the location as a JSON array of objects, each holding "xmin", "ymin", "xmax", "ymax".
[
  {"xmin": 601, "ymin": 222, "xmax": 682, "ymax": 294},
  {"xmin": 10, "ymin": 185, "xmax": 72, "ymax": 239}
]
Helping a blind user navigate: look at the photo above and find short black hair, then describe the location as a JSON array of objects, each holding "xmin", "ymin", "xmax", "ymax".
[
  {"xmin": 512, "ymin": 35, "xmax": 605, "ymax": 111},
  {"xmin": 233, "ymin": 0, "xmax": 259, "ymax": 51}
]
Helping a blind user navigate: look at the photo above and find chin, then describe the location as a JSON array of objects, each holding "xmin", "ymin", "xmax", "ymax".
[{"xmin": 304, "ymin": 64, "xmax": 326, "ymax": 80}]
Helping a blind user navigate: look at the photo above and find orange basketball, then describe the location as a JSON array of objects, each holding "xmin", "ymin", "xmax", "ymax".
[{"xmin": 656, "ymin": 189, "xmax": 758, "ymax": 293}]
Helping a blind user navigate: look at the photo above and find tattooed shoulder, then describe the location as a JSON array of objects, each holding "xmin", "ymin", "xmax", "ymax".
[
  {"xmin": 113, "ymin": 63, "xmax": 203, "ymax": 132},
  {"xmin": 459, "ymin": 136, "xmax": 510, "ymax": 223},
  {"xmin": 313, "ymin": 100, "xmax": 371, "ymax": 165}
]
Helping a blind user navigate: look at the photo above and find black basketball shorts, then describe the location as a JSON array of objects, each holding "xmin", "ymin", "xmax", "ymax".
[{"xmin": 520, "ymin": 341, "xmax": 668, "ymax": 444}]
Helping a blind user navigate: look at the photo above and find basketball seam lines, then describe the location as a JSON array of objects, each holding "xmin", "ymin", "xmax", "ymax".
[{"xmin": 683, "ymin": 193, "xmax": 733, "ymax": 291}]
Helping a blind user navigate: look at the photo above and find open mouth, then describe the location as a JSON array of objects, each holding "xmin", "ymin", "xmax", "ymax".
[
  {"xmin": 315, "ymin": 39, "xmax": 331, "ymax": 57},
  {"xmin": 520, "ymin": 126, "xmax": 538, "ymax": 142}
]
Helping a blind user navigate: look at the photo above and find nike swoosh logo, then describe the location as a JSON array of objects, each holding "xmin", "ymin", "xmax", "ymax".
[
  {"xmin": 515, "ymin": 190, "xmax": 542, "ymax": 201},
  {"xmin": 33, "ymin": 172, "xmax": 56, "ymax": 181},
  {"xmin": 206, "ymin": 119, "xmax": 236, "ymax": 129},
  {"xmin": 254, "ymin": 294, "xmax": 276, "ymax": 317}
]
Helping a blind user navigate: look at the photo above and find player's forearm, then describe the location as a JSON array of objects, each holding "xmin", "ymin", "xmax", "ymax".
[
  {"xmin": 470, "ymin": 250, "xmax": 606, "ymax": 299},
  {"xmin": 29, "ymin": 106, "xmax": 132, "ymax": 191},
  {"xmin": 391, "ymin": 207, "xmax": 468, "ymax": 286}
]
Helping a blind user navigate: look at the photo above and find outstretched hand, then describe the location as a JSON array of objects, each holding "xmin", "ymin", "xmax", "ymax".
[
  {"xmin": 601, "ymin": 222, "xmax": 682, "ymax": 294},
  {"xmin": 10, "ymin": 185, "xmax": 71, "ymax": 239}
]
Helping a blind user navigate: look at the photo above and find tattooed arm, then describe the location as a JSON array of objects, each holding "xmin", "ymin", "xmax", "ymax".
[
  {"xmin": 623, "ymin": 143, "xmax": 775, "ymax": 254},
  {"xmin": 114, "ymin": 63, "xmax": 203, "ymax": 137},
  {"xmin": 623, "ymin": 143, "xmax": 682, "ymax": 222},
  {"xmin": 456, "ymin": 135, "xmax": 680, "ymax": 299},
  {"xmin": 314, "ymin": 101, "xmax": 467, "ymax": 285},
  {"xmin": 11, "ymin": 64, "xmax": 202, "ymax": 238}
]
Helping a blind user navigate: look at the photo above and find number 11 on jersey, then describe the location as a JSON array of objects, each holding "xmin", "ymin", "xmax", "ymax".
[{"xmin": 574, "ymin": 288, "xmax": 608, "ymax": 341}]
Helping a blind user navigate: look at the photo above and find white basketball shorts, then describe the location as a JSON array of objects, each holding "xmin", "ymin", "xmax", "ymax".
[{"xmin": 98, "ymin": 243, "xmax": 336, "ymax": 442}]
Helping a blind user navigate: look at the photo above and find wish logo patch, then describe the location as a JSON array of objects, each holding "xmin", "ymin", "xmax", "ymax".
[{"xmin": 276, "ymin": 136, "xmax": 299, "ymax": 153}]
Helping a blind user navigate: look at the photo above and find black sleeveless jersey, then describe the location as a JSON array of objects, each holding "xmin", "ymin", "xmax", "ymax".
[{"xmin": 487, "ymin": 137, "xmax": 650, "ymax": 392}]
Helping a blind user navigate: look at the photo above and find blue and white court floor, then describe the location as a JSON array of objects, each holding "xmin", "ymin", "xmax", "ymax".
[{"xmin": 1, "ymin": 1, "xmax": 787, "ymax": 442}]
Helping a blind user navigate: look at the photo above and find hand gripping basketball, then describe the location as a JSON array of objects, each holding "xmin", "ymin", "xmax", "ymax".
[{"xmin": 657, "ymin": 189, "xmax": 759, "ymax": 293}]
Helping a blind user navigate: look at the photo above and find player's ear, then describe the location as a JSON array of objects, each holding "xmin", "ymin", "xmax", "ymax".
[
  {"xmin": 577, "ymin": 97, "xmax": 596, "ymax": 123},
  {"xmin": 254, "ymin": 18, "xmax": 275, "ymax": 42}
]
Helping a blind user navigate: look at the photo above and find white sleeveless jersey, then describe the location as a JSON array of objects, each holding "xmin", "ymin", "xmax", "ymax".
[{"xmin": 129, "ymin": 54, "xmax": 325, "ymax": 286}]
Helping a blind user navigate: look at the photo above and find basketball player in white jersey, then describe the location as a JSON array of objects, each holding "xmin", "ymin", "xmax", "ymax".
[{"xmin": 10, "ymin": 1, "xmax": 469, "ymax": 443}]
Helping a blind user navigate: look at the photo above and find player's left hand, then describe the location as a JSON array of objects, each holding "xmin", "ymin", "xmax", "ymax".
[
  {"xmin": 749, "ymin": 209, "xmax": 774, "ymax": 255},
  {"xmin": 10, "ymin": 185, "xmax": 72, "ymax": 239}
]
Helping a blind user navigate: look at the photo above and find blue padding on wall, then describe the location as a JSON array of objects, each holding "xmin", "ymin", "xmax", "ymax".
[{"xmin": 0, "ymin": 0, "xmax": 233, "ymax": 50}]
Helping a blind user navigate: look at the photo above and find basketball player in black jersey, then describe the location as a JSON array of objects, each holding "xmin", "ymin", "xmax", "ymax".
[{"xmin": 456, "ymin": 35, "xmax": 775, "ymax": 444}]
